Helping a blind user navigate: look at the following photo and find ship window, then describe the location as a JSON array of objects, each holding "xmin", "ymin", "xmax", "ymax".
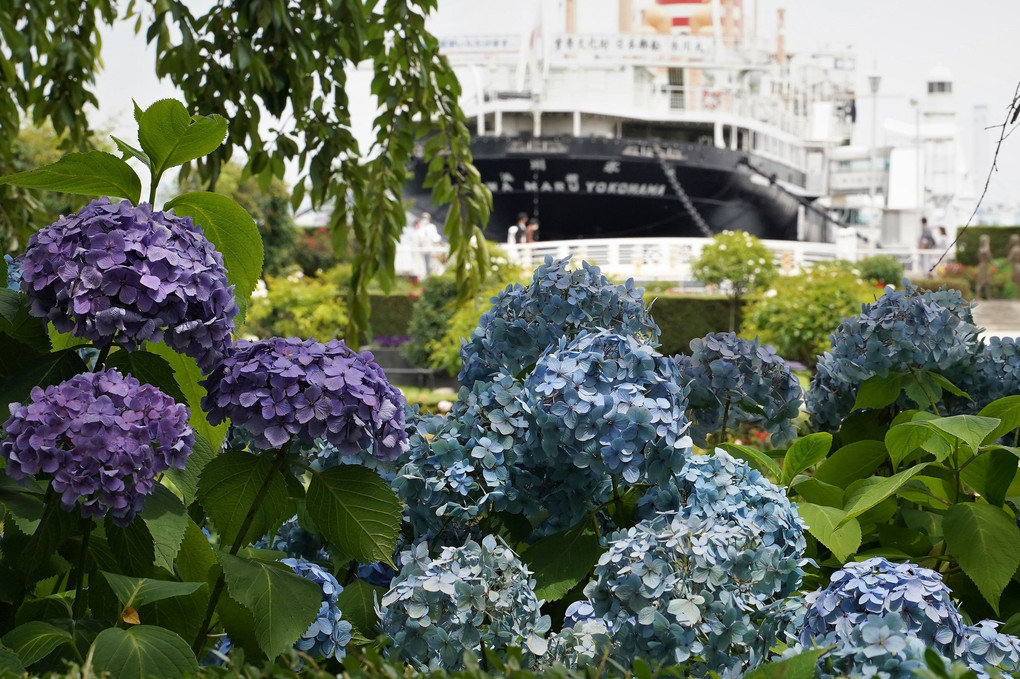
[{"xmin": 927, "ymin": 81, "xmax": 951, "ymax": 94}]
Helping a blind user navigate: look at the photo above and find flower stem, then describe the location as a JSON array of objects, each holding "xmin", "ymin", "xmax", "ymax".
[
  {"xmin": 72, "ymin": 516, "xmax": 93, "ymax": 619},
  {"xmin": 94, "ymin": 343, "xmax": 112, "ymax": 370},
  {"xmin": 191, "ymin": 443, "xmax": 291, "ymax": 655}
]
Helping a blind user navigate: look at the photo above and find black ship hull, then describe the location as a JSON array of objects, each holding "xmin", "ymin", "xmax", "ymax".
[{"xmin": 407, "ymin": 136, "xmax": 815, "ymax": 242}]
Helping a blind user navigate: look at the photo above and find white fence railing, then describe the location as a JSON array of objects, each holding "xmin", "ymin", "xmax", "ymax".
[{"xmin": 397, "ymin": 237, "xmax": 942, "ymax": 285}]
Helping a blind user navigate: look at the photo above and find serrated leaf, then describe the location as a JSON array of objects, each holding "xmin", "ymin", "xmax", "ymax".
[
  {"xmin": 146, "ymin": 343, "xmax": 228, "ymax": 452},
  {"xmin": 138, "ymin": 100, "xmax": 227, "ymax": 178},
  {"xmin": 0, "ymin": 152, "xmax": 141, "ymax": 203},
  {"xmin": 926, "ymin": 415, "xmax": 1001, "ymax": 453},
  {"xmin": 105, "ymin": 517, "xmax": 155, "ymax": 578},
  {"xmin": 100, "ymin": 573, "xmax": 203, "ymax": 611},
  {"xmin": 718, "ymin": 443, "xmax": 782, "ymax": 482},
  {"xmin": 137, "ymin": 585, "xmax": 209, "ymax": 642},
  {"xmin": 197, "ymin": 451, "xmax": 290, "ymax": 549},
  {"xmin": 960, "ymin": 449, "xmax": 1018, "ymax": 507},
  {"xmin": 89, "ymin": 625, "xmax": 198, "ymax": 679},
  {"xmin": 0, "ymin": 290, "xmax": 49, "ymax": 353},
  {"xmin": 797, "ymin": 503, "xmax": 861, "ymax": 562},
  {"xmin": 813, "ymin": 440, "xmax": 887, "ymax": 489},
  {"xmin": 943, "ymin": 503, "xmax": 1020, "ymax": 614},
  {"xmin": 522, "ymin": 522, "xmax": 603, "ymax": 602},
  {"xmin": 791, "ymin": 478, "xmax": 844, "ymax": 508},
  {"xmin": 930, "ymin": 372, "xmax": 969, "ymax": 399},
  {"xmin": 217, "ymin": 553, "xmax": 320, "ymax": 659},
  {"xmin": 885, "ymin": 422, "xmax": 941, "ymax": 470},
  {"xmin": 105, "ymin": 350, "xmax": 187, "ymax": 405},
  {"xmin": 335, "ymin": 579, "xmax": 386, "ymax": 638},
  {"xmin": 1, "ymin": 621, "xmax": 71, "ymax": 667},
  {"xmin": 305, "ymin": 466, "xmax": 401, "ymax": 566},
  {"xmin": 0, "ymin": 646, "xmax": 25, "ymax": 675},
  {"xmin": 164, "ymin": 192, "xmax": 263, "ymax": 323},
  {"xmin": 853, "ymin": 373, "xmax": 904, "ymax": 411},
  {"xmin": 111, "ymin": 136, "xmax": 150, "ymax": 168},
  {"xmin": 839, "ymin": 463, "xmax": 929, "ymax": 524},
  {"xmin": 175, "ymin": 520, "xmax": 218, "ymax": 584},
  {"xmin": 139, "ymin": 485, "xmax": 189, "ymax": 571},
  {"xmin": 742, "ymin": 646, "xmax": 830, "ymax": 679},
  {"xmin": 781, "ymin": 433, "xmax": 832, "ymax": 485},
  {"xmin": 164, "ymin": 433, "xmax": 215, "ymax": 508},
  {"xmin": 978, "ymin": 395, "xmax": 1020, "ymax": 444}
]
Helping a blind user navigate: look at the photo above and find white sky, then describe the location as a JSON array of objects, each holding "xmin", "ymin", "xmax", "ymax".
[{"xmin": 91, "ymin": 0, "xmax": 1020, "ymax": 204}]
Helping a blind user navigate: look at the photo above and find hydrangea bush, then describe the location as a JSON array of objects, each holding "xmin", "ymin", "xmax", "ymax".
[
  {"xmin": 806, "ymin": 282, "xmax": 980, "ymax": 431},
  {"xmin": 674, "ymin": 332, "xmax": 802, "ymax": 447},
  {"xmin": 283, "ymin": 558, "xmax": 353, "ymax": 660}
]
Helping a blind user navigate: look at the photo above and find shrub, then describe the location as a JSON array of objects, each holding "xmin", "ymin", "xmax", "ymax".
[
  {"xmin": 691, "ymin": 230, "xmax": 777, "ymax": 331},
  {"xmin": 648, "ymin": 294, "xmax": 737, "ymax": 356},
  {"xmin": 293, "ymin": 226, "xmax": 339, "ymax": 275},
  {"xmin": 954, "ymin": 225, "xmax": 1020, "ymax": 266},
  {"xmin": 741, "ymin": 262, "xmax": 874, "ymax": 367},
  {"xmin": 858, "ymin": 254, "xmax": 903, "ymax": 285},
  {"xmin": 911, "ymin": 275, "xmax": 973, "ymax": 299},
  {"xmin": 241, "ymin": 267, "xmax": 350, "ymax": 340},
  {"xmin": 402, "ymin": 274, "xmax": 460, "ymax": 369}
]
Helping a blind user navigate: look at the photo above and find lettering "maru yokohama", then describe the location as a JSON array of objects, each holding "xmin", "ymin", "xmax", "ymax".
[{"xmin": 486, "ymin": 179, "xmax": 667, "ymax": 197}]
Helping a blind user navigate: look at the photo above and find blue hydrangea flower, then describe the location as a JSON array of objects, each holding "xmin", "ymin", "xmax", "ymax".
[
  {"xmin": 674, "ymin": 332, "xmax": 802, "ymax": 446},
  {"xmin": 521, "ymin": 331, "xmax": 692, "ymax": 487},
  {"xmin": 378, "ymin": 536, "xmax": 551, "ymax": 671},
  {"xmin": 459, "ymin": 257, "xmax": 658, "ymax": 386},
  {"xmin": 1, "ymin": 368, "xmax": 193, "ymax": 525},
  {"xmin": 4, "ymin": 254, "xmax": 22, "ymax": 291},
  {"xmin": 201, "ymin": 337, "xmax": 408, "ymax": 458},
  {"xmin": 282, "ymin": 557, "xmax": 353, "ymax": 660},
  {"xmin": 962, "ymin": 620, "xmax": 1020, "ymax": 676},
  {"xmin": 585, "ymin": 451, "xmax": 806, "ymax": 678},
  {"xmin": 953, "ymin": 336, "xmax": 1020, "ymax": 414},
  {"xmin": 18, "ymin": 198, "xmax": 238, "ymax": 371},
  {"xmin": 783, "ymin": 612, "xmax": 934, "ymax": 679},
  {"xmin": 547, "ymin": 605, "xmax": 613, "ymax": 669},
  {"xmin": 799, "ymin": 558, "xmax": 967, "ymax": 656},
  {"xmin": 806, "ymin": 282, "xmax": 980, "ymax": 431}
]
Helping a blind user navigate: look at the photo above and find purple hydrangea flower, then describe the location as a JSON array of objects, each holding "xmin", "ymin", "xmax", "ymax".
[
  {"xmin": 19, "ymin": 198, "xmax": 238, "ymax": 371},
  {"xmin": 1, "ymin": 368, "xmax": 194, "ymax": 525},
  {"xmin": 201, "ymin": 337, "xmax": 408, "ymax": 458}
]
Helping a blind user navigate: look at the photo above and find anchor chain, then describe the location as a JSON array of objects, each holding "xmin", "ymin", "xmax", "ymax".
[{"xmin": 655, "ymin": 145, "xmax": 713, "ymax": 238}]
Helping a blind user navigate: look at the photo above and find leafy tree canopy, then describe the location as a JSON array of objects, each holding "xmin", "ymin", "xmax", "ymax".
[{"xmin": 0, "ymin": 0, "xmax": 491, "ymax": 341}]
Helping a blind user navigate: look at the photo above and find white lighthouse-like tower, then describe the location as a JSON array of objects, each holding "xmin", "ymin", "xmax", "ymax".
[{"xmin": 920, "ymin": 65, "xmax": 963, "ymax": 208}]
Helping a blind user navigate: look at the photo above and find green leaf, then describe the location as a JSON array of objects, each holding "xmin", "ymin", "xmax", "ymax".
[
  {"xmin": 0, "ymin": 290, "xmax": 49, "ymax": 353},
  {"xmin": 522, "ymin": 522, "xmax": 603, "ymax": 602},
  {"xmin": 89, "ymin": 625, "xmax": 198, "ymax": 679},
  {"xmin": 111, "ymin": 135, "xmax": 150, "ymax": 168},
  {"xmin": 790, "ymin": 478, "xmax": 844, "ymax": 508},
  {"xmin": 0, "ymin": 152, "xmax": 141, "ymax": 203},
  {"xmin": 840, "ymin": 463, "xmax": 929, "ymax": 524},
  {"xmin": 742, "ymin": 646, "xmax": 829, "ymax": 679},
  {"xmin": 164, "ymin": 433, "xmax": 215, "ymax": 508},
  {"xmin": 105, "ymin": 350, "xmax": 187, "ymax": 405},
  {"xmin": 100, "ymin": 573, "xmax": 203, "ymax": 611},
  {"xmin": 138, "ymin": 100, "xmax": 227, "ymax": 177},
  {"xmin": 175, "ymin": 520, "xmax": 218, "ymax": 585},
  {"xmin": 137, "ymin": 585, "xmax": 209, "ymax": 642},
  {"xmin": 164, "ymin": 191, "xmax": 263, "ymax": 321},
  {"xmin": 813, "ymin": 440, "xmax": 887, "ymax": 488},
  {"xmin": 926, "ymin": 415, "xmax": 1001, "ymax": 453},
  {"xmin": 943, "ymin": 503, "xmax": 1020, "ymax": 614},
  {"xmin": 718, "ymin": 443, "xmax": 782, "ymax": 482},
  {"xmin": 139, "ymin": 485, "xmax": 189, "ymax": 571},
  {"xmin": 1, "ymin": 621, "xmax": 71, "ymax": 667},
  {"xmin": 0, "ymin": 349, "xmax": 88, "ymax": 412},
  {"xmin": 197, "ymin": 451, "xmax": 290, "ymax": 549},
  {"xmin": 797, "ymin": 503, "xmax": 861, "ymax": 562},
  {"xmin": 904, "ymin": 370, "xmax": 943, "ymax": 410},
  {"xmin": 105, "ymin": 517, "xmax": 155, "ymax": 578},
  {"xmin": 334, "ymin": 579, "xmax": 386, "ymax": 638},
  {"xmin": 929, "ymin": 372, "xmax": 969, "ymax": 399},
  {"xmin": 146, "ymin": 342, "xmax": 228, "ymax": 452},
  {"xmin": 0, "ymin": 647, "xmax": 25, "ymax": 675},
  {"xmin": 978, "ymin": 395, "xmax": 1020, "ymax": 443},
  {"xmin": 853, "ymin": 373, "xmax": 904, "ymax": 411},
  {"xmin": 961, "ymin": 449, "xmax": 1019, "ymax": 507},
  {"xmin": 781, "ymin": 433, "xmax": 832, "ymax": 485},
  {"xmin": 885, "ymin": 422, "xmax": 941, "ymax": 470},
  {"xmin": 305, "ymin": 466, "xmax": 402, "ymax": 566},
  {"xmin": 217, "ymin": 553, "xmax": 320, "ymax": 659}
]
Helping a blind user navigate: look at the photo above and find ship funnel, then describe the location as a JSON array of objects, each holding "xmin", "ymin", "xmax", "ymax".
[
  {"xmin": 776, "ymin": 8, "xmax": 786, "ymax": 65},
  {"xmin": 619, "ymin": 0, "xmax": 633, "ymax": 33}
]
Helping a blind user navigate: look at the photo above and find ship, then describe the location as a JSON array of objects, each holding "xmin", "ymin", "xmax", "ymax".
[{"xmin": 405, "ymin": 0, "xmax": 859, "ymax": 244}]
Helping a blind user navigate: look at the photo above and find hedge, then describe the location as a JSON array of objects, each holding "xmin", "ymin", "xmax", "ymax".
[
  {"xmin": 646, "ymin": 294, "xmax": 737, "ymax": 356},
  {"xmin": 368, "ymin": 293, "xmax": 417, "ymax": 339},
  {"xmin": 953, "ymin": 225, "xmax": 1020, "ymax": 265}
]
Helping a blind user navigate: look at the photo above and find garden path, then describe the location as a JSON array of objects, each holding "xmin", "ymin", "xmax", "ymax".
[{"xmin": 972, "ymin": 299, "xmax": 1020, "ymax": 339}]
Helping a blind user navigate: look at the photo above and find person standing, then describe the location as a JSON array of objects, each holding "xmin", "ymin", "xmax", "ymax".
[
  {"xmin": 918, "ymin": 217, "xmax": 935, "ymax": 276},
  {"xmin": 508, "ymin": 213, "xmax": 527, "ymax": 245},
  {"xmin": 525, "ymin": 217, "xmax": 540, "ymax": 243},
  {"xmin": 415, "ymin": 212, "xmax": 442, "ymax": 277}
]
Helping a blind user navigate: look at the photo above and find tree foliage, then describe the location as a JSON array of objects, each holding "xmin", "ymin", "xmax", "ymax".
[{"xmin": 0, "ymin": 0, "xmax": 490, "ymax": 341}]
